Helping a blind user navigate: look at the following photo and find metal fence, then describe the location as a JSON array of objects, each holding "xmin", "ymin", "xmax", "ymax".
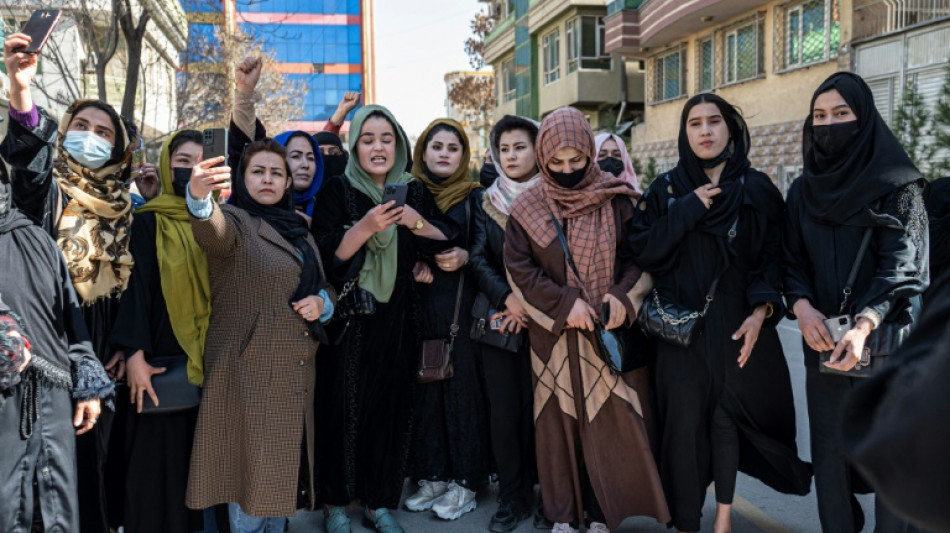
[{"xmin": 854, "ymin": 0, "xmax": 950, "ymax": 41}]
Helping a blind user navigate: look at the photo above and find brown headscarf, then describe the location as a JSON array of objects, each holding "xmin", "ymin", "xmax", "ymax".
[
  {"xmin": 411, "ymin": 118, "xmax": 482, "ymax": 213},
  {"xmin": 510, "ymin": 107, "xmax": 638, "ymax": 304},
  {"xmin": 54, "ymin": 100, "xmax": 135, "ymax": 304}
]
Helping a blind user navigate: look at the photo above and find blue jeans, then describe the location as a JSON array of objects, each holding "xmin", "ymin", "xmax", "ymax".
[{"xmin": 227, "ymin": 503, "xmax": 287, "ymax": 533}]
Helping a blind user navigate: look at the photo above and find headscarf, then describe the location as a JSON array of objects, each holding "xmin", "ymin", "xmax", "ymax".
[
  {"xmin": 231, "ymin": 139, "xmax": 327, "ymax": 343},
  {"xmin": 594, "ymin": 132, "xmax": 640, "ymax": 192},
  {"xmin": 344, "ymin": 105, "xmax": 415, "ymax": 303},
  {"xmin": 669, "ymin": 93, "xmax": 752, "ymax": 238},
  {"xmin": 411, "ymin": 118, "xmax": 482, "ymax": 213},
  {"xmin": 486, "ymin": 115, "xmax": 542, "ymax": 217},
  {"xmin": 802, "ymin": 72, "xmax": 923, "ymax": 226},
  {"xmin": 315, "ymin": 131, "xmax": 348, "ymax": 178},
  {"xmin": 136, "ymin": 132, "xmax": 213, "ymax": 386},
  {"xmin": 510, "ymin": 107, "xmax": 638, "ymax": 304},
  {"xmin": 273, "ymin": 130, "xmax": 325, "ymax": 217},
  {"xmin": 54, "ymin": 99, "xmax": 135, "ymax": 305}
]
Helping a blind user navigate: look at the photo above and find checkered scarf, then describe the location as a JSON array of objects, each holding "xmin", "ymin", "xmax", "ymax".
[{"xmin": 510, "ymin": 107, "xmax": 638, "ymax": 304}]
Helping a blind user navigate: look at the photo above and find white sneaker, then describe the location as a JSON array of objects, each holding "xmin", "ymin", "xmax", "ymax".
[
  {"xmin": 404, "ymin": 479, "xmax": 448, "ymax": 512},
  {"xmin": 588, "ymin": 522, "xmax": 610, "ymax": 533},
  {"xmin": 431, "ymin": 481, "xmax": 477, "ymax": 520},
  {"xmin": 551, "ymin": 523, "xmax": 578, "ymax": 533}
]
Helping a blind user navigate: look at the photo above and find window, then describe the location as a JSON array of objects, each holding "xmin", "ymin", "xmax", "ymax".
[
  {"xmin": 724, "ymin": 17, "xmax": 764, "ymax": 85},
  {"xmin": 567, "ymin": 16, "xmax": 611, "ymax": 73},
  {"xmin": 501, "ymin": 59, "xmax": 516, "ymax": 102},
  {"xmin": 782, "ymin": 0, "xmax": 840, "ymax": 69},
  {"xmin": 543, "ymin": 29, "xmax": 560, "ymax": 85},
  {"xmin": 652, "ymin": 47, "xmax": 686, "ymax": 103},
  {"xmin": 698, "ymin": 37, "xmax": 714, "ymax": 91}
]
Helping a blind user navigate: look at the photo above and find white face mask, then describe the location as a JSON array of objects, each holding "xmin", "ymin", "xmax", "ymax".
[{"xmin": 62, "ymin": 131, "xmax": 114, "ymax": 169}]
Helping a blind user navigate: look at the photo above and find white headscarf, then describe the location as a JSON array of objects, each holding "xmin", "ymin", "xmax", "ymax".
[{"xmin": 486, "ymin": 116, "xmax": 542, "ymax": 215}]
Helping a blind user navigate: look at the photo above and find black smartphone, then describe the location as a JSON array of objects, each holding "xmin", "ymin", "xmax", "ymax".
[
  {"xmin": 202, "ymin": 128, "xmax": 228, "ymax": 167},
  {"xmin": 17, "ymin": 10, "xmax": 62, "ymax": 54},
  {"xmin": 380, "ymin": 183, "xmax": 408, "ymax": 209},
  {"xmin": 601, "ymin": 301, "xmax": 611, "ymax": 325}
]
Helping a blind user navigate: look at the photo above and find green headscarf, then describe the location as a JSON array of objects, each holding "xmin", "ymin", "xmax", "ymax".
[
  {"xmin": 345, "ymin": 105, "xmax": 415, "ymax": 303},
  {"xmin": 137, "ymin": 132, "xmax": 212, "ymax": 386}
]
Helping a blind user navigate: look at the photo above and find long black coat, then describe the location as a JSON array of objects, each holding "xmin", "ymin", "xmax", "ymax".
[
  {"xmin": 629, "ymin": 171, "xmax": 811, "ymax": 530},
  {"xmin": 0, "ymin": 214, "xmax": 99, "ymax": 532}
]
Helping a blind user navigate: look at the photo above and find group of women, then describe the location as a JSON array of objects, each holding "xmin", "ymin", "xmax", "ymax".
[{"xmin": 1, "ymin": 24, "xmax": 943, "ymax": 533}]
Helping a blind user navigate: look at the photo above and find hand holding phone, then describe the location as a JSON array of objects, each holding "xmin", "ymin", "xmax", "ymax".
[{"xmin": 16, "ymin": 10, "xmax": 61, "ymax": 54}]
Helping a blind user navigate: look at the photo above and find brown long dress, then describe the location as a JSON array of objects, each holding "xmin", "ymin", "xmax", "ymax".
[{"xmin": 505, "ymin": 194, "xmax": 670, "ymax": 529}]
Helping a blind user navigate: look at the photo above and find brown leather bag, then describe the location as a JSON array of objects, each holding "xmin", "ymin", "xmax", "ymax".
[{"xmin": 418, "ymin": 266, "xmax": 464, "ymax": 383}]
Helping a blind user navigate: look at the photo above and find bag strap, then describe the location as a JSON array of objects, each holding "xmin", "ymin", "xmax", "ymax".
[
  {"xmin": 447, "ymin": 199, "xmax": 470, "ymax": 347},
  {"xmin": 839, "ymin": 227, "xmax": 874, "ymax": 315}
]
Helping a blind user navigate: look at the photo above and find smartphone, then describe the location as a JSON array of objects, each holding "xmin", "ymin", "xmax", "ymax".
[
  {"xmin": 130, "ymin": 136, "xmax": 146, "ymax": 181},
  {"xmin": 601, "ymin": 301, "xmax": 611, "ymax": 325},
  {"xmin": 202, "ymin": 128, "xmax": 228, "ymax": 167},
  {"xmin": 823, "ymin": 315, "xmax": 854, "ymax": 344},
  {"xmin": 381, "ymin": 183, "xmax": 408, "ymax": 209},
  {"xmin": 488, "ymin": 308, "xmax": 504, "ymax": 330},
  {"xmin": 17, "ymin": 10, "xmax": 62, "ymax": 54}
]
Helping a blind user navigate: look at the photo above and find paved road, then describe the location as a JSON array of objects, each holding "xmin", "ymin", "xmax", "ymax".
[{"xmin": 288, "ymin": 320, "xmax": 874, "ymax": 532}]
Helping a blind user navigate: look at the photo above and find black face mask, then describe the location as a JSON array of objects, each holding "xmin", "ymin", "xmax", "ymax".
[
  {"xmin": 699, "ymin": 146, "xmax": 731, "ymax": 169},
  {"xmin": 479, "ymin": 161, "xmax": 499, "ymax": 187},
  {"xmin": 322, "ymin": 153, "xmax": 348, "ymax": 178},
  {"xmin": 172, "ymin": 167, "xmax": 193, "ymax": 197},
  {"xmin": 812, "ymin": 121, "xmax": 861, "ymax": 156},
  {"xmin": 548, "ymin": 162, "xmax": 589, "ymax": 189},
  {"xmin": 598, "ymin": 157, "xmax": 624, "ymax": 177}
]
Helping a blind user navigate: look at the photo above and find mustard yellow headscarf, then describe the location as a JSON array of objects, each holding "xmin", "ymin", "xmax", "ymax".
[
  {"xmin": 410, "ymin": 118, "xmax": 481, "ymax": 213},
  {"xmin": 137, "ymin": 132, "xmax": 212, "ymax": 386}
]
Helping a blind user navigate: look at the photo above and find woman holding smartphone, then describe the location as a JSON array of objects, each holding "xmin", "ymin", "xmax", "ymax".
[
  {"xmin": 784, "ymin": 72, "xmax": 928, "ymax": 532},
  {"xmin": 310, "ymin": 105, "xmax": 456, "ymax": 533}
]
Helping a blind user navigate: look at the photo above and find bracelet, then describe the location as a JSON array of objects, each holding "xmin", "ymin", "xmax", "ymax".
[{"xmin": 763, "ymin": 302, "xmax": 774, "ymax": 319}]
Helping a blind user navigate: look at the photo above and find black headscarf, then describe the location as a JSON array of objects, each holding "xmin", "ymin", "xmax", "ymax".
[
  {"xmin": 0, "ymin": 165, "xmax": 32, "ymax": 234},
  {"xmin": 232, "ymin": 141, "xmax": 327, "ymax": 343},
  {"xmin": 315, "ymin": 131, "xmax": 348, "ymax": 178},
  {"xmin": 669, "ymin": 93, "xmax": 752, "ymax": 237},
  {"xmin": 802, "ymin": 72, "xmax": 923, "ymax": 226}
]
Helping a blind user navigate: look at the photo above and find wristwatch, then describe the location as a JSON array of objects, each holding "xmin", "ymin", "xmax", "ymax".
[{"xmin": 411, "ymin": 218, "xmax": 425, "ymax": 231}]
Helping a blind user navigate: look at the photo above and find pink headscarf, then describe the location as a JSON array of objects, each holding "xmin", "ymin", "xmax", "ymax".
[{"xmin": 594, "ymin": 132, "xmax": 640, "ymax": 192}]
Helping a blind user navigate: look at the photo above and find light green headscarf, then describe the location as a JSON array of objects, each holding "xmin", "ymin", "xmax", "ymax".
[{"xmin": 345, "ymin": 104, "xmax": 415, "ymax": 303}]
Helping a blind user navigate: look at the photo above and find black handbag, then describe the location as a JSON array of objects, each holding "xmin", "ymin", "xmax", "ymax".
[
  {"xmin": 140, "ymin": 355, "xmax": 201, "ymax": 415},
  {"xmin": 819, "ymin": 227, "xmax": 912, "ymax": 378},
  {"xmin": 637, "ymin": 214, "xmax": 739, "ymax": 349},
  {"xmin": 335, "ymin": 277, "xmax": 377, "ymax": 319},
  {"xmin": 551, "ymin": 215, "xmax": 632, "ymax": 375},
  {"xmin": 469, "ymin": 292, "xmax": 525, "ymax": 353}
]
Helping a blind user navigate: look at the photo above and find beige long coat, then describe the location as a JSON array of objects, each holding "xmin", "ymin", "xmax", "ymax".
[{"xmin": 185, "ymin": 203, "xmax": 331, "ymax": 517}]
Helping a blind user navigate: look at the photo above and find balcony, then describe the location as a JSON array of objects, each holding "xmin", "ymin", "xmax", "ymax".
[
  {"xmin": 853, "ymin": 0, "xmax": 950, "ymax": 41},
  {"xmin": 605, "ymin": 0, "xmax": 770, "ymax": 56}
]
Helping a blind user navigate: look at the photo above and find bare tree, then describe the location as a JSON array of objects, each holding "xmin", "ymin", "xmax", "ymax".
[{"xmin": 447, "ymin": 11, "xmax": 495, "ymax": 144}]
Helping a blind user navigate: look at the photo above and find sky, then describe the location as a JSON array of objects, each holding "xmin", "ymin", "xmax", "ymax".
[{"xmin": 373, "ymin": 0, "xmax": 488, "ymax": 139}]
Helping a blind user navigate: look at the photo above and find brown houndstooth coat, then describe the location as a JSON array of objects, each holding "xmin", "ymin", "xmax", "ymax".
[{"xmin": 185, "ymin": 203, "xmax": 332, "ymax": 517}]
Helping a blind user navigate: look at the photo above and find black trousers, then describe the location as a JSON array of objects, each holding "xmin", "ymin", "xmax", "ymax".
[
  {"xmin": 805, "ymin": 352, "xmax": 924, "ymax": 533},
  {"xmin": 480, "ymin": 344, "xmax": 536, "ymax": 505}
]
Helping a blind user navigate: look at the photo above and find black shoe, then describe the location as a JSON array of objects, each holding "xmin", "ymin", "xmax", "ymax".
[
  {"xmin": 490, "ymin": 500, "xmax": 532, "ymax": 533},
  {"xmin": 533, "ymin": 499, "xmax": 553, "ymax": 530}
]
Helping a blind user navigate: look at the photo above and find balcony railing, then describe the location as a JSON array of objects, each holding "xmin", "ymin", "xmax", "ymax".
[
  {"xmin": 853, "ymin": 0, "xmax": 950, "ymax": 41},
  {"xmin": 607, "ymin": 0, "xmax": 646, "ymax": 16}
]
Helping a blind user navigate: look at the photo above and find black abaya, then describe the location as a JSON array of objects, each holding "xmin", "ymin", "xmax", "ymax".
[
  {"xmin": 111, "ymin": 212, "xmax": 204, "ymax": 533},
  {"xmin": 407, "ymin": 190, "xmax": 491, "ymax": 486},
  {"xmin": 630, "ymin": 171, "xmax": 811, "ymax": 532},
  {"xmin": 310, "ymin": 176, "xmax": 457, "ymax": 510}
]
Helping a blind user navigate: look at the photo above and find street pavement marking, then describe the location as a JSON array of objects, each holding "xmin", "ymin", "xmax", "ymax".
[{"xmin": 707, "ymin": 489, "xmax": 796, "ymax": 533}]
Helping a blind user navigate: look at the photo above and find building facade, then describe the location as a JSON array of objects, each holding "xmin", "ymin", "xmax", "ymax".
[
  {"xmin": 183, "ymin": 0, "xmax": 376, "ymax": 134},
  {"xmin": 0, "ymin": 0, "xmax": 186, "ymax": 137},
  {"xmin": 482, "ymin": 0, "xmax": 646, "ymax": 131},
  {"xmin": 604, "ymin": 0, "xmax": 949, "ymax": 191}
]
